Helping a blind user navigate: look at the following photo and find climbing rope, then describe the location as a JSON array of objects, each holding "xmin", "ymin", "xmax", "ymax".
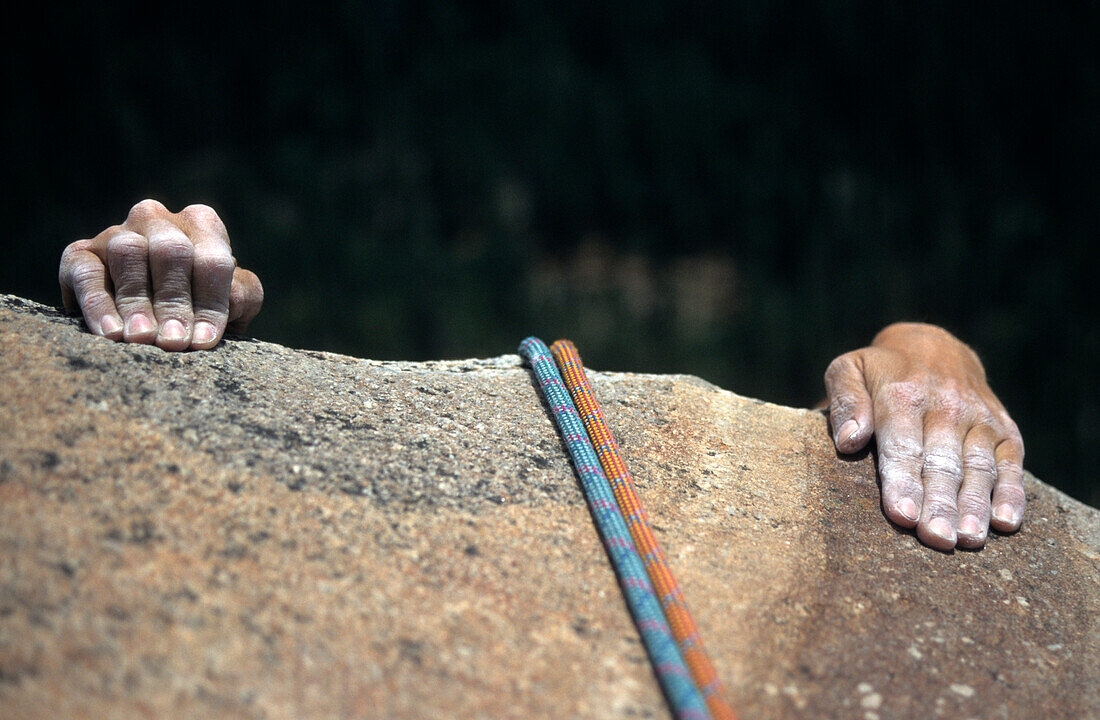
[
  {"xmin": 550, "ymin": 340, "xmax": 737, "ymax": 720},
  {"xmin": 519, "ymin": 337, "xmax": 710, "ymax": 720}
]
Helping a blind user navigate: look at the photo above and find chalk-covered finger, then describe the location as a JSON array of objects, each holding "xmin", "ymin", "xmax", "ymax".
[
  {"xmin": 105, "ymin": 230, "xmax": 157, "ymax": 343},
  {"xmin": 917, "ymin": 423, "xmax": 965, "ymax": 551},
  {"xmin": 873, "ymin": 384, "xmax": 925, "ymax": 528},
  {"xmin": 991, "ymin": 423, "xmax": 1026, "ymax": 533},
  {"xmin": 956, "ymin": 425, "xmax": 998, "ymax": 548},
  {"xmin": 145, "ymin": 220, "xmax": 196, "ymax": 351},
  {"xmin": 178, "ymin": 204, "xmax": 234, "ymax": 349},
  {"xmin": 59, "ymin": 240, "xmax": 123, "ymax": 339}
]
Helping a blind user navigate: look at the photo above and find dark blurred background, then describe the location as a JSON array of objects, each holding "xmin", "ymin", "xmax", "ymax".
[{"xmin": 3, "ymin": 2, "xmax": 1096, "ymax": 506}]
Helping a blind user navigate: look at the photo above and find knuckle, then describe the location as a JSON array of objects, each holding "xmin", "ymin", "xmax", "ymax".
[
  {"xmin": 68, "ymin": 261, "xmax": 105, "ymax": 289},
  {"xmin": 923, "ymin": 448, "xmax": 963, "ymax": 480},
  {"xmin": 995, "ymin": 456, "xmax": 1023, "ymax": 480},
  {"xmin": 60, "ymin": 240, "xmax": 104, "ymax": 275},
  {"xmin": 230, "ymin": 270, "xmax": 264, "ymax": 317},
  {"xmin": 75, "ymin": 285, "xmax": 113, "ymax": 314},
  {"xmin": 1001, "ymin": 415, "xmax": 1021, "ymax": 436},
  {"xmin": 149, "ymin": 233, "xmax": 196, "ymax": 264},
  {"xmin": 994, "ymin": 480, "xmax": 1027, "ymax": 504},
  {"xmin": 962, "ymin": 449, "xmax": 997, "ymax": 478},
  {"xmin": 824, "ymin": 353, "xmax": 855, "ymax": 383},
  {"xmin": 957, "ymin": 488, "xmax": 992, "ymax": 512},
  {"xmin": 179, "ymin": 203, "xmax": 226, "ymax": 232},
  {"xmin": 928, "ymin": 382, "xmax": 972, "ymax": 421},
  {"xmin": 880, "ymin": 471, "xmax": 923, "ymax": 499},
  {"xmin": 194, "ymin": 303, "xmax": 230, "ymax": 320},
  {"xmin": 106, "ymin": 230, "xmax": 150, "ymax": 258},
  {"xmin": 59, "ymin": 245, "xmax": 85, "ymax": 275},
  {"xmin": 193, "ymin": 246, "xmax": 235, "ymax": 275},
  {"xmin": 154, "ymin": 299, "xmax": 194, "ymax": 320},
  {"xmin": 877, "ymin": 441, "xmax": 924, "ymax": 492},
  {"xmin": 61, "ymin": 239, "xmax": 95, "ymax": 261},
  {"xmin": 882, "ymin": 381, "xmax": 924, "ymax": 413},
  {"xmin": 923, "ymin": 495, "xmax": 959, "ymax": 519},
  {"xmin": 830, "ymin": 393, "xmax": 859, "ymax": 418},
  {"xmin": 128, "ymin": 198, "xmax": 169, "ymax": 223},
  {"xmin": 998, "ymin": 432, "xmax": 1025, "ymax": 461},
  {"xmin": 1007, "ymin": 427, "xmax": 1025, "ymax": 456},
  {"xmin": 878, "ymin": 436, "xmax": 923, "ymax": 465},
  {"xmin": 114, "ymin": 294, "xmax": 149, "ymax": 312},
  {"xmin": 971, "ymin": 409, "xmax": 1000, "ymax": 432}
]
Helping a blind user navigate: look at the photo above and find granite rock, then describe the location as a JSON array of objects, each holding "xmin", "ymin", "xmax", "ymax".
[{"xmin": 0, "ymin": 293, "xmax": 1096, "ymax": 719}]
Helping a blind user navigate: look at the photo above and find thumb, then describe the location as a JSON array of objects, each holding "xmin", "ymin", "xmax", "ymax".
[
  {"xmin": 824, "ymin": 350, "xmax": 875, "ymax": 453},
  {"xmin": 227, "ymin": 267, "xmax": 264, "ymax": 334}
]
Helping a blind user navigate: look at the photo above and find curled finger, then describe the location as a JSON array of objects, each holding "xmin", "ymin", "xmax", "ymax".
[
  {"xmin": 179, "ymin": 204, "xmax": 234, "ymax": 349},
  {"xmin": 873, "ymin": 386, "xmax": 925, "ymax": 528},
  {"xmin": 145, "ymin": 223, "xmax": 196, "ymax": 350},
  {"xmin": 59, "ymin": 240, "xmax": 123, "ymax": 339},
  {"xmin": 955, "ymin": 424, "xmax": 998, "ymax": 548},
  {"xmin": 917, "ymin": 424, "xmax": 964, "ymax": 550},
  {"xmin": 105, "ymin": 230, "xmax": 157, "ymax": 343},
  {"xmin": 227, "ymin": 267, "xmax": 264, "ymax": 334},
  {"xmin": 991, "ymin": 425, "xmax": 1026, "ymax": 533}
]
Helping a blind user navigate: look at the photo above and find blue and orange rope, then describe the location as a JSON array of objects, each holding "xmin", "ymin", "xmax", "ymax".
[
  {"xmin": 551, "ymin": 339, "xmax": 737, "ymax": 720},
  {"xmin": 519, "ymin": 337, "xmax": 710, "ymax": 720}
]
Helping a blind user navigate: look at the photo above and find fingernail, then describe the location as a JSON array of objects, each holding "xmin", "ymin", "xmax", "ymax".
[
  {"xmin": 928, "ymin": 517, "xmax": 956, "ymax": 544},
  {"xmin": 127, "ymin": 314, "xmax": 154, "ymax": 336},
  {"xmin": 895, "ymin": 498, "xmax": 919, "ymax": 522},
  {"xmin": 100, "ymin": 315, "xmax": 122, "ymax": 336},
  {"xmin": 193, "ymin": 321, "xmax": 217, "ymax": 345},
  {"xmin": 836, "ymin": 419, "xmax": 860, "ymax": 447},
  {"xmin": 993, "ymin": 503, "xmax": 1020, "ymax": 526},
  {"xmin": 958, "ymin": 515, "xmax": 984, "ymax": 538},
  {"xmin": 161, "ymin": 319, "xmax": 186, "ymax": 341}
]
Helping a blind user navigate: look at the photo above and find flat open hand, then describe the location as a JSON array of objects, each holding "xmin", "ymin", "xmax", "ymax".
[
  {"xmin": 59, "ymin": 199, "xmax": 263, "ymax": 351},
  {"xmin": 825, "ymin": 322, "xmax": 1025, "ymax": 550}
]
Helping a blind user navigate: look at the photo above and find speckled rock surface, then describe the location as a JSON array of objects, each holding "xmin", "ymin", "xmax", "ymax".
[{"xmin": 1, "ymin": 293, "xmax": 1097, "ymax": 720}]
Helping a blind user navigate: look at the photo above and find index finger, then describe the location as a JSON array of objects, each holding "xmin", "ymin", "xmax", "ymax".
[
  {"xmin": 59, "ymin": 239, "xmax": 123, "ymax": 339},
  {"xmin": 873, "ymin": 384, "xmax": 926, "ymax": 528}
]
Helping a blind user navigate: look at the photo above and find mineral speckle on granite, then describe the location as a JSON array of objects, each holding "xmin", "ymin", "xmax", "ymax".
[{"xmin": 1, "ymin": 293, "xmax": 1097, "ymax": 719}]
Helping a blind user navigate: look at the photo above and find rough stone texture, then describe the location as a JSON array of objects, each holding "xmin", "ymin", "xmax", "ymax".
[{"xmin": 0, "ymin": 293, "xmax": 1097, "ymax": 720}]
